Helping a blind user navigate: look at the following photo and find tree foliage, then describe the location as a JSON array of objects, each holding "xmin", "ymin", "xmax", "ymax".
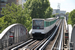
[
  {"xmin": 0, "ymin": 0, "xmax": 53, "ymax": 33},
  {"xmin": 52, "ymin": 14, "xmax": 55, "ymax": 17},
  {"xmin": 24, "ymin": 0, "xmax": 52, "ymax": 18},
  {"xmin": 0, "ymin": 17, "xmax": 7, "ymax": 33},
  {"xmin": 66, "ymin": 12, "xmax": 69, "ymax": 15},
  {"xmin": 67, "ymin": 15, "xmax": 72, "ymax": 24},
  {"xmin": 68, "ymin": 9, "xmax": 75, "ymax": 25},
  {"xmin": 1, "ymin": 3, "xmax": 32, "ymax": 33}
]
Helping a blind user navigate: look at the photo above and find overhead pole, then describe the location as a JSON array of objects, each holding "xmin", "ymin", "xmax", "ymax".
[
  {"xmin": 57, "ymin": 3, "xmax": 60, "ymax": 17},
  {"xmin": 57, "ymin": 3, "xmax": 60, "ymax": 9}
]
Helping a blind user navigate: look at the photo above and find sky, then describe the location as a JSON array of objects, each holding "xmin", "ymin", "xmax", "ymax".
[{"xmin": 49, "ymin": 0, "xmax": 75, "ymax": 12}]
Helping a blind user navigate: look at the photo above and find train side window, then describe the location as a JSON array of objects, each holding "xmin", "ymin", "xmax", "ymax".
[
  {"xmin": 49, "ymin": 22, "xmax": 50, "ymax": 26},
  {"xmin": 46, "ymin": 22, "xmax": 47, "ymax": 27},
  {"xmin": 48, "ymin": 22, "xmax": 49, "ymax": 26},
  {"xmin": 50, "ymin": 22, "xmax": 52, "ymax": 25}
]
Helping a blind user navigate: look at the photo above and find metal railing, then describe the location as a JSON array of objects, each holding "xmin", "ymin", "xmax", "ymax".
[{"xmin": 58, "ymin": 20, "xmax": 64, "ymax": 50}]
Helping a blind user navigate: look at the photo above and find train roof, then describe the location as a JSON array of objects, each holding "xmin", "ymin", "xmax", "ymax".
[
  {"xmin": 32, "ymin": 18, "xmax": 45, "ymax": 20},
  {"xmin": 46, "ymin": 18, "xmax": 56, "ymax": 20},
  {"xmin": 45, "ymin": 18, "xmax": 56, "ymax": 21},
  {"xmin": 33, "ymin": 18, "xmax": 56, "ymax": 20}
]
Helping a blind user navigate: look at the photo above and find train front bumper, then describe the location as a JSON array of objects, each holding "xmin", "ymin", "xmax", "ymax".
[{"xmin": 32, "ymin": 33, "xmax": 45, "ymax": 39}]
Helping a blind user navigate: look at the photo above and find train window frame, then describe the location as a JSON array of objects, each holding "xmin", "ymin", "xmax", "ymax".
[{"xmin": 33, "ymin": 20, "xmax": 44, "ymax": 29}]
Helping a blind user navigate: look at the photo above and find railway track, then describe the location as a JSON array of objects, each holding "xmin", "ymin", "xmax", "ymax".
[
  {"xmin": 11, "ymin": 19, "xmax": 62, "ymax": 50},
  {"xmin": 45, "ymin": 19, "xmax": 63, "ymax": 50}
]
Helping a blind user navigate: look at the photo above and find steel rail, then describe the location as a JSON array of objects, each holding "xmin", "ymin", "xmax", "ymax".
[
  {"xmin": 20, "ymin": 40, "xmax": 37, "ymax": 50},
  {"xmin": 11, "ymin": 39, "xmax": 33, "ymax": 50},
  {"xmin": 11, "ymin": 19, "xmax": 62, "ymax": 50},
  {"xmin": 58, "ymin": 20, "xmax": 64, "ymax": 50},
  {"xmin": 51, "ymin": 20, "xmax": 62, "ymax": 50},
  {"xmin": 30, "ymin": 39, "xmax": 45, "ymax": 50},
  {"xmin": 39, "ymin": 20, "xmax": 61, "ymax": 50},
  {"xmin": 34, "ymin": 37, "xmax": 50, "ymax": 50}
]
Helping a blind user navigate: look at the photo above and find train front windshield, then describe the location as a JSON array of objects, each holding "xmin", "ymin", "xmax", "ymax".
[{"xmin": 33, "ymin": 20, "xmax": 44, "ymax": 29}]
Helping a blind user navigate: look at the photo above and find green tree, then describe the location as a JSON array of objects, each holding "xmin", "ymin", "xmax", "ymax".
[
  {"xmin": 1, "ymin": 3, "xmax": 32, "ymax": 33},
  {"xmin": 0, "ymin": 17, "xmax": 8, "ymax": 33},
  {"xmin": 45, "ymin": 7, "xmax": 53, "ymax": 18},
  {"xmin": 67, "ymin": 15, "xmax": 72, "ymax": 24},
  {"xmin": 68, "ymin": 9, "xmax": 75, "ymax": 25},
  {"xmin": 24, "ymin": 0, "xmax": 52, "ymax": 18},
  {"xmin": 66, "ymin": 12, "xmax": 69, "ymax": 15},
  {"xmin": 52, "ymin": 14, "xmax": 55, "ymax": 17}
]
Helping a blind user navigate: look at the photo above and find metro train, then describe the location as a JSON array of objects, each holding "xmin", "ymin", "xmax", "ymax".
[{"xmin": 32, "ymin": 17, "xmax": 58, "ymax": 39}]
